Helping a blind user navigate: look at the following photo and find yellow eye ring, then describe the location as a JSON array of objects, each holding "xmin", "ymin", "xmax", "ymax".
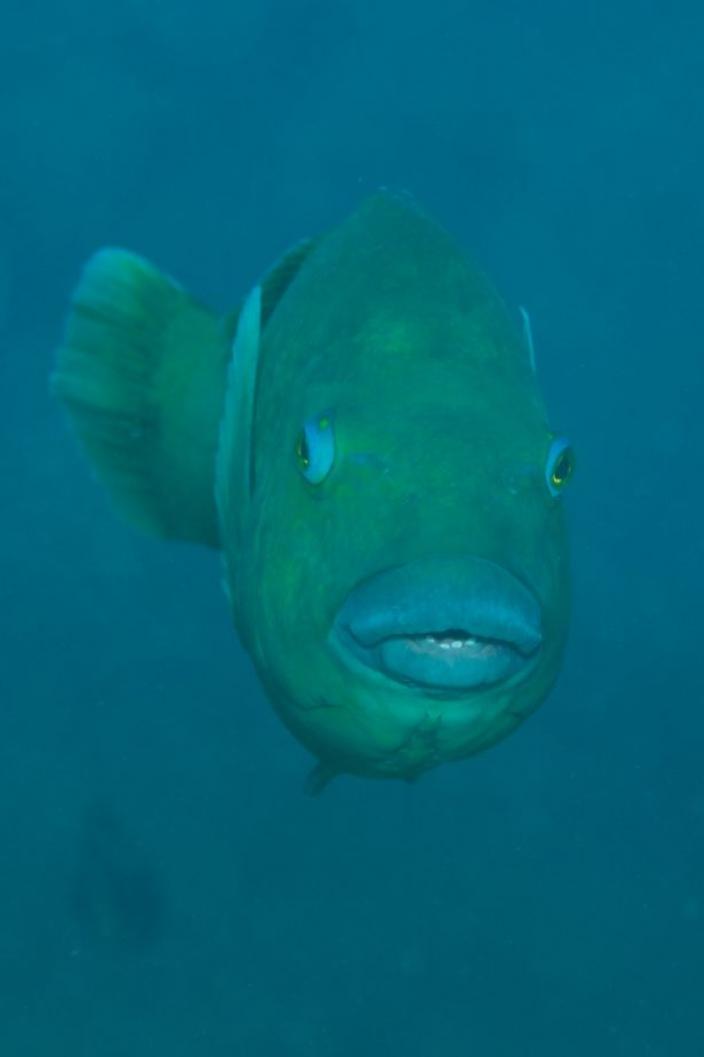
[
  {"xmin": 295, "ymin": 414, "xmax": 335, "ymax": 484},
  {"xmin": 296, "ymin": 431, "xmax": 310, "ymax": 469},
  {"xmin": 551, "ymin": 452, "xmax": 572, "ymax": 488},
  {"xmin": 546, "ymin": 437, "xmax": 574, "ymax": 496}
]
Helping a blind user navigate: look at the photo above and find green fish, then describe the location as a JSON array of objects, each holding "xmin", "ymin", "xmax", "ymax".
[{"xmin": 53, "ymin": 193, "xmax": 573, "ymax": 786}]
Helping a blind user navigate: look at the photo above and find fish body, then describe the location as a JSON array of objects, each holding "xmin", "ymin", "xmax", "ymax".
[{"xmin": 54, "ymin": 193, "xmax": 572, "ymax": 782}]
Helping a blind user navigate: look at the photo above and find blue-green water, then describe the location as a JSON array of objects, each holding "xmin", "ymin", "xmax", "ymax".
[{"xmin": 1, "ymin": 2, "xmax": 702, "ymax": 1053}]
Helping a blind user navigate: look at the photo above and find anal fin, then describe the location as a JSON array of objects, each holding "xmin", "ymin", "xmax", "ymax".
[{"xmin": 304, "ymin": 762, "xmax": 339, "ymax": 796}]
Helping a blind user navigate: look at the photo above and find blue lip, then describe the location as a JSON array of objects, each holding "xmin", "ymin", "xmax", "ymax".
[{"xmin": 332, "ymin": 557, "xmax": 542, "ymax": 692}]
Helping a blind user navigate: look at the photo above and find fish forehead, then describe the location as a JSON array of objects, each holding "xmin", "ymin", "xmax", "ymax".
[
  {"xmin": 259, "ymin": 193, "xmax": 543, "ymax": 433},
  {"xmin": 295, "ymin": 191, "xmax": 499, "ymax": 313},
  {"xmin": 265, "ymin": 194, "xmax": 511, "ymax": 346}
]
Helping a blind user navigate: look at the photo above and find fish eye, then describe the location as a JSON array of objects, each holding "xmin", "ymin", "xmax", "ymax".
[
  {"xmin": 295, "ymin": 414, "xmax": 335, "ymax": 484},
  {"xmin": 545, "ymin": 437, "xmax": 574, "ymax": 497}
]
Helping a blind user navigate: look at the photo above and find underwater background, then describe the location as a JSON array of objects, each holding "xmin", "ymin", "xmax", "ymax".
[{"xmin": 0, "ymin": 1, "xmax": 702, "ymax": 1054}]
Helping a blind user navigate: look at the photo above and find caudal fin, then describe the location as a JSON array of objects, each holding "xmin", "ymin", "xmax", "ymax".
[{"xmin": 53, "ymin": 250, "xmax": 228, "ymax": 546}]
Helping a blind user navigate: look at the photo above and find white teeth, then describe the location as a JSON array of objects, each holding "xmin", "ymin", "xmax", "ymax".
[{"xmin": 421, "ymin": 633, "xmax": 481, "ymax": 650}]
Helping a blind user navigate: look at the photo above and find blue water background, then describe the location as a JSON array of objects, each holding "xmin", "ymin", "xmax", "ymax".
[{"xmin": 0, "ymin": 2, "xmax": 702, "ymax": 1053}]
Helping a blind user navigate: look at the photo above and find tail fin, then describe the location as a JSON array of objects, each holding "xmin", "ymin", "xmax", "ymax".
[{"xmin": 53, "ymin": 250, "xmax": 228, "ymax": 546}]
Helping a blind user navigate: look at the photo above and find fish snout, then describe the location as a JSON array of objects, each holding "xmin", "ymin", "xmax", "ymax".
[{"xmin": 331, "ymin": 557, "xmax": 542, "ymax": 692}]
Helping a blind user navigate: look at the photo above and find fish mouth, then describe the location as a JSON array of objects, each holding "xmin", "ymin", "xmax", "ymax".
[{"xmin": 331, "ymin": 557, "xmax": 542, "ymax": 693}]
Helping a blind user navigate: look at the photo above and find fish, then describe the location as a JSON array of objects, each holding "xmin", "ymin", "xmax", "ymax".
[{"xmin": 53, "ymin": 192, "xmax": 573, "ymax": 785}]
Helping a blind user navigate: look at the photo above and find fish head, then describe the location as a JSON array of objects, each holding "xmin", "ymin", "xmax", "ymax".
[{"xmin": 221, "ymin": 194, "xmax": 573, "ymax": 779}]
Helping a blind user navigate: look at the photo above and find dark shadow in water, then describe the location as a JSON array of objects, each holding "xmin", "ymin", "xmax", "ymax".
[{"xmin": 71, "ymin": 799, "xmax": 165, "ymax": 952}]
